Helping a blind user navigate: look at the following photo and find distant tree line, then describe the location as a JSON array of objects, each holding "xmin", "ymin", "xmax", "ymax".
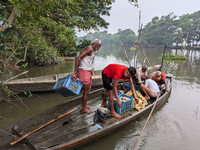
[
  {"xmin": 141, "ymin": 11, "xmax": 200, "ymax": 47},
  {"xmin": 77, "ymin": 29, "xmax": 138, "ymax": 47},
  {"xmin": 78, "ymin": 10, "xmax": 200, "ymax": 48}
]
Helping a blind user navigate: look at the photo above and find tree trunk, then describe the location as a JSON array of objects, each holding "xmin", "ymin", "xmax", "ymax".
[{"xmin": 0, "ymin": 6, "xmax": 17, "ymax": 35}]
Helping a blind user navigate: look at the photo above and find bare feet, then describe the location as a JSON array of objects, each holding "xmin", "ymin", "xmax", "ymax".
[
  {"xmin": 111, "ymin": 112, "xmax": 122, "ymax": 118},
  {"xmin": 82, "ymin": 108, "xmax": 93, "ymax": 113},
  {"xmin": 144, "ymin": 96, "xmax": 150, "ymax": 100},
  {"xmin": 101, "ymin": 102, "xmax": 108, "ymax": 107},
  {"xmin": 80, "ymin": 105, "xmax": 91, "ymax": 109}
]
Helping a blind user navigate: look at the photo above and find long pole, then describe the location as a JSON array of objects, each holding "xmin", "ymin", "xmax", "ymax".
[
  {"xmin": 5, "ymin": 71, "xmax": 29, "ymax": 82},
  {"xmin": 182, "ymin": 32, "xmax": 189, "ymax": 56},
  {"xmin": 134, "ymin": 24, "xmax": 143, "ymax": 68},
  {"xmin": 121, "ymin": 42, "xmax": 131, "ymax": 67},
  {"xmin": 10, "ymin": 107, "xmax": 78, "ymax": 145},
  {"xmin": 140, "ymin": 46, "xmax": 151, "ymax": 67},
  {"xmin": 132, "ymin": 89, "xmax": 163, "ymax": 150},
  {"xmin": 159, "ymin": 45, "xmax": 166, "ymax": 71}
]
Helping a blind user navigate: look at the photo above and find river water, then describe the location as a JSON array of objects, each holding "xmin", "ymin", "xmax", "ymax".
[{"xmin": 0, "ymin": 46, "xmax": 200, "ymax": 150}]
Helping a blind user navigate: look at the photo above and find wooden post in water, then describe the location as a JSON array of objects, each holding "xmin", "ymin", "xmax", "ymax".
[
  {"xmin": 182, "ymin": 32, "xmax": 189, "ymax": 56},
  {"xmin": 134, "ymin": 24, "xmax": 142, "ymax": 68},
  {"xmin": 159, "ymin": 45, "xmax": 166, "ymax": 71},
  {"xmin": 134, "ymin": 10, "xmax": 142, "ymax": 68},
  {"xmin": 140, "ymin": 46, "xmax": 151, "ymax": 67},
  {"xmin": 121, "ymin": 42, "xmax": 131, "ymax": 67}
]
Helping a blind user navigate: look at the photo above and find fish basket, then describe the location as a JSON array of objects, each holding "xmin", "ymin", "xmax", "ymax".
[
  {"xmin": 124, "ymin": 83, "xmax": 142, "ymax": 94},
  {"xmin": 102, "ymin": 90, "xmax": 121, "ymax": 99},
  {"xmin": 53, "ymin": 75, "xmax": 83, "ymax": 97},
  {"xmin": 107, "ymin": 94, "xmax": 133, "ymax": 115}
]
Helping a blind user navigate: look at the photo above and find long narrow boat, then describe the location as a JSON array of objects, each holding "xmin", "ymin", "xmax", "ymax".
[
  {"xmin": 0, "ymin": 73, "xmax": 173, "ymax": 150},
  {"xmin": 5, "ymin": 65, "xmax": 161, "ymax": 93}
]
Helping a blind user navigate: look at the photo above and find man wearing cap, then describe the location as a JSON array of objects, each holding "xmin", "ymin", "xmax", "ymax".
[
  {"xmin": 101, "ymin": 64, "xmax": 139, "ymax": 118},
  {"xmin": 136, "ymin": 65, "xmax": 148, "ymax": 84},
  {"xmin": 151, "ymin": 71, "xmax": 170, "ymax": 93}
]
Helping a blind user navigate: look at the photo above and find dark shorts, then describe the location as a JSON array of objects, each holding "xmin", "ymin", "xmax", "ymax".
[{"xmin": 102, "ymin": 71, "xmax": 113, "ymax": 90}]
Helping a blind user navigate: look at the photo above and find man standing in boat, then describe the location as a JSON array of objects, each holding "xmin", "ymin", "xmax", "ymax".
[
  {"xmin": 72, "ymin": 39, "xmax": 101, "ymax": 113},
  {"xmin": 101, "ymin": 64, "xmax": 139, "ymax": 118},
  {"xmin": 151, "ymin": 71, "xmax": 170, "ymax": 93}
]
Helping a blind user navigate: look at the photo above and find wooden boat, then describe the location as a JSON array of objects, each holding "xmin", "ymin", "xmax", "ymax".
[
  {"xmin": 0, "ymin": 73, "xmax": 173, "ymax": 150},
  {"xmin": 5, "ymin": 65, "xmax": 161, "ymax": 93}
]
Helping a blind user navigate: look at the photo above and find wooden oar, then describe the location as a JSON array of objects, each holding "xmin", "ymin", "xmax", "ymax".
[
  {"xmin": 10, "ymin": 107, "xmax": 78, "ymax": 145},
  {"xmin": 132, "ymin": 88, "xmax": 163, "ymax": 150}
]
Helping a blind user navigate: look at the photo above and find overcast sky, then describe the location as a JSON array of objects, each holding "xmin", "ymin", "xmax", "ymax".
[{"xmin": 76, "ymin": 0, "xmax": 200, "ymax": 37}]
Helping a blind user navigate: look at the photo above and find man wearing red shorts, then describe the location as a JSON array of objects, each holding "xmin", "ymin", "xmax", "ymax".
[
  {"xmin": 101, "ymin": 64, "xmax": 139, "ymax": 118},
  {"xmin": 72, "ymin": 39, "xmax": 101, "ymax": 113}
]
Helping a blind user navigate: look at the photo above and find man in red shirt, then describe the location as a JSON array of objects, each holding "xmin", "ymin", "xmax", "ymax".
[
  {"xmin": 151, "ymin": 71, "xmax": 169, "ymax": 93},
  {"xmin": 101, "ymin": 64, "xmax": 139, "ymax": 118}
]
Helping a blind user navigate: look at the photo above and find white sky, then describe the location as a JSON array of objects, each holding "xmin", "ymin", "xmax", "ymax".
[{"xmin": 76, "ymin": 0, "xmax": 200, "ymax": 37}]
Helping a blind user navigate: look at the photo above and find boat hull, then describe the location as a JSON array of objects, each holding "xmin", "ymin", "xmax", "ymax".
[
  {"xmin": 5, "ymin": 65, "xmax": 161, "ymax": 93},
  {"xmin": 0, "ymin": 74, "xmax": 172, "ymax": 150}
]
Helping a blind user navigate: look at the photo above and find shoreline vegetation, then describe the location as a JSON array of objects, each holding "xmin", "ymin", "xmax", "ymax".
[{"xmin": 159, "ymin": 53, "xmax": 187, "ymax": 60}]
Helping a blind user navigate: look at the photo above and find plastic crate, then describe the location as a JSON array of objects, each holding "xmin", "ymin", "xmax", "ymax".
[
  {"xmin": 102, "ymin": 90, "xmax": 121, "ymax": 99},
  {"xmin": 107, "ymin": 94, "xmax": 133, "ymax": 115},
  {"xmin": 53, "ymin": 75, "xmax": 83, "ymax": 97},
  {"xmin": 124, "ymin": 83, "xmax": 142, "ymax": 93}
]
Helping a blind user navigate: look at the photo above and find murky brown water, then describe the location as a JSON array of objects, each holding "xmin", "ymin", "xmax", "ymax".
[{"xmin": 1, "ymin": 46, "xmax": 200, "ymax": 150}]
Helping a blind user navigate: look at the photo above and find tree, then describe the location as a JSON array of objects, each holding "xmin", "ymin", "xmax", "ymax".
[{"xmin": 141, "ymin": 13, "xmax": 178, "ymax": 46}]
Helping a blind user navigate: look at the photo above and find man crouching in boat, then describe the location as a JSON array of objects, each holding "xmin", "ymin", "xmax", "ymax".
[
  {"xmin": 139, "ymin": 76, "xmax": 160, "ymax": 100},
  {"xmin": 101, "ymin": 64, "xmax": 139, "ymax": 118},
  {"xmin": 72, "ymin": 39, "xmax": 101, "ymax": 114}
]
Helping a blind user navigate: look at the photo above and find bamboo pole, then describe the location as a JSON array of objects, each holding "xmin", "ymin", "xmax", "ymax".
[
  {"xmin": 182, "ymin": 32, "xmax": 189, "ymax": 56},
  {"xmin": 159, "ymin": 45, "xmax": 166, "ymax": 71},
  {"xmin": 5, "ymin": 71, "xmax": 29, "ymax": 82},
  {"xmin": 121, "ymin": 42, "xmax": 131, "ymax": 67},
  {"xmin": 10, "ymin": 107, "xmax": 78, "ymax": 145},
  {"xmin": 134, "ymin": 24, "xmax": 143, "ymax": 68},
  {"xmin": 132, "ymin": 88, "xmax": 163, "ymax": 150},
  {"xmin": 134, "ymin": 25, "xmax": 142, "ymax": 68},
  {"xmin": 179, "ymin": 25, "xmax": 183, "ymax": 53},
  {"xmin": 140, "ymin": 46, "xmax": 151, "ymax": 67}
]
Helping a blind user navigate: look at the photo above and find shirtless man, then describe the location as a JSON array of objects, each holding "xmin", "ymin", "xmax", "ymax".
[
  {"xmin": 72, "ymin": 39, "xmax": 101, "ymax": 113},
  {"xmin": 136, "ymin": 65, "xmax": 148, "ymax": 84},
  {"xmin": 101, "ymin": 64, "xmax": 139, "ymax": 118}
]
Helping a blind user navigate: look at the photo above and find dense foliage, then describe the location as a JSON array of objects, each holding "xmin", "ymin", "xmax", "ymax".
[
  {"xmin": 0, "ymin": 0, "xmax": 139, "ymax": 102},
  {"xmin": 140, "ymin": 11, "xmax": 200, "ymax": 47},
  {"xmin": 77, "ymin": 10, "xmax": 200, "ymax": 49},
  {"xmin": 0, "ymin": 0, "xmax": 139, "ymax": 70}
]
